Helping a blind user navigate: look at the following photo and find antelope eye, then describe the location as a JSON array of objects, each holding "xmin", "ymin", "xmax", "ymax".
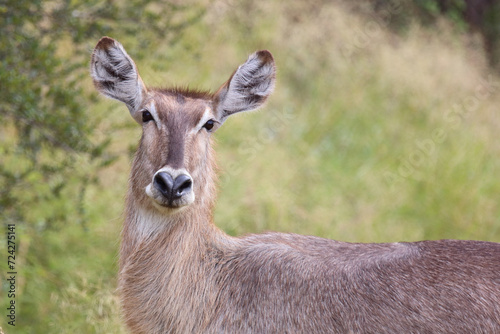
[
  {"xmin": 142, "ymin": 110, "xmax": 154, "ymax": 123},
  {"xmin": 203, "ymin": 119, "xmax": 215, "ymax": 131}
]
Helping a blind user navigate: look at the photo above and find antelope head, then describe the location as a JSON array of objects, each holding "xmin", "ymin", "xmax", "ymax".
[{"xmin": 90, "ymin": 37, "xmax": 276, "ymax": 214}]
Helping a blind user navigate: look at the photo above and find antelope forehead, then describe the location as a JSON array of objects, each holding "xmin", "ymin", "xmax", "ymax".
[
  {"xmin": 173, "ymin": 105, "xmax": 213, "ymax": 131},
  {"xmin": 147, "ymin": 96, "xmax": 212, "ymax": 126}
]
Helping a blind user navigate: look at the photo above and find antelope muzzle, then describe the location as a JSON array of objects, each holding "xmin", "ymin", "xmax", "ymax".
[{"xmin": 146, "ymin": 167, "xmax": 195, "ymax": 210}]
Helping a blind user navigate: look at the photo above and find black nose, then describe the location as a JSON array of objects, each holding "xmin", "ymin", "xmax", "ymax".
[{"xmin": 153, "ymin": 172, "xmax": 193, "ymax": 202}]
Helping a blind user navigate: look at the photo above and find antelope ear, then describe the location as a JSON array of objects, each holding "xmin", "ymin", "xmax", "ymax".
[
  {"xmin": 213, "ymin": 50, "xmax": 276, "ymax": 123},
  {"xmin": 90, "ymin": 37, "xmax": 145, "ymax": 117}
]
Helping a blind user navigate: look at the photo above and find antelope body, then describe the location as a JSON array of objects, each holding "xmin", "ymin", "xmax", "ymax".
[{"xmin": 91, "ymin": 37, "xmax": 500, "ymax": 334}]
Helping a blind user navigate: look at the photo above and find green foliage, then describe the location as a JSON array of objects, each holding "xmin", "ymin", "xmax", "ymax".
[
  {"xmin": 483, "ymin": 1, "xmax": 500, "ymax": 69},
  {"xmin": 370, "ymin": 0, "xmax": 500, "ymax": 68},
  {"xmin": 415, "ymin": 0, "xmax": 466, "ymax": 27},
  {"xmin": 411, "ymin": 0, "xmax": 500, "ymax": 63}
]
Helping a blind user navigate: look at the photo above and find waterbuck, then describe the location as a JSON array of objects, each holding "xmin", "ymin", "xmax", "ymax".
[{"xmin": 91, "ymin": 37, "xmax": 500, "ymax": 333}]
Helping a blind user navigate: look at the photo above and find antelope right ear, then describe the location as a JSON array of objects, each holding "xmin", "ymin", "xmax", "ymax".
[
  {"xmin": 90, "ymin": 37, "xmax": 146, "ymax": 119},
  {"xmin": 213, "ymin": 50, "xmax": 276, "ymax": 123}
]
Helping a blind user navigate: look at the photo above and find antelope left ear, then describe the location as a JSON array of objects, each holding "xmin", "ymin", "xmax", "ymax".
[
  {"xmin": 91, "ymin": 37, "xmax": 146, "ymax": 119},
  {"xmin": 213, "ymin": 50, "xmax": 276, "ymax": 123}
]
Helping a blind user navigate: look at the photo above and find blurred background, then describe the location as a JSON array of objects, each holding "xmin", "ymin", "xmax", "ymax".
[{"xmin": 1, "ymin": 0, "xmax": 499, "ymax": 332}]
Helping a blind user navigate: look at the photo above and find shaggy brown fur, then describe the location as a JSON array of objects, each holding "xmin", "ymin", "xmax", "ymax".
[{"xmin": 91, "ymin": 37, "xmax": 500, "ymax": 334}]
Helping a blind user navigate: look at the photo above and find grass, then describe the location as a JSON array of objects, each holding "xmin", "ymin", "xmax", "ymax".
[{"xmin": 2, "ymin": 1, "xmax": 500, "ymax": 332}]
